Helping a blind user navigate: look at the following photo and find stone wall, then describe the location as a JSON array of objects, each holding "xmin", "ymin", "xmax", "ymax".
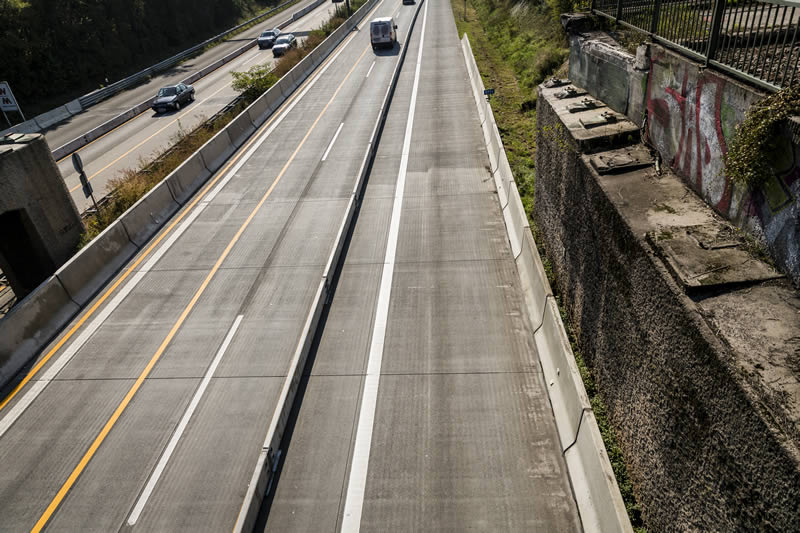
[{"xmin": 535, "ymin": 82, "xmax": 800, "ymax": 532}]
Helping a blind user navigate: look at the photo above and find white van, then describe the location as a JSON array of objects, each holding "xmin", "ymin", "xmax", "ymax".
[{"xmin": 370, "ymin": 17, "xmax": 397, "ymax": 50}]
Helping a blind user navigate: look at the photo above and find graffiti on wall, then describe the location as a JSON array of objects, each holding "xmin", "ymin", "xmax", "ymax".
[{"xmin": 645, "ymin": 49, "xmax": 800, "ymax": 285}]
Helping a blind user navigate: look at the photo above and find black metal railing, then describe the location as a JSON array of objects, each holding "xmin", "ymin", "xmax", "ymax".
[{"xmin": 590, "ymin": 0, "xmax": 800, "ymax": 90}]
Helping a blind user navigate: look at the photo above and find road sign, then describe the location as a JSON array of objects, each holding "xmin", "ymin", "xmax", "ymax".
[
  {"xmin": 0, "ymin": 82, "xmax": 20, "ymax": 113},
  {"xmin": 79, "ymin": 171, "xmax": 93, "ymax": 199},
  {"xmin": 483, "ymin": 88, "xmax": 495, "ymax": 96},
  {"xmin": 71, "ymin": 152, "xmax": 84, "ymax": 174}
]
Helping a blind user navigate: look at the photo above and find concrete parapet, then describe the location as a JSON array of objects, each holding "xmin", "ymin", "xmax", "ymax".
[
  {"xmin": 166, "ymin": 153, "xmax": 212, "ymax": 205},
  {"xmin": 0, "ymin": 276, "xmax": 79, "ymax": 388},
  {"xmin": 119, "ymin": 181, "xmax": 180, "ymax": 247},
  {"xmin": 199, "ymin": 129, "xmax": 236, "ymax": 173},
  {"xmin": 55, "ymin": 223, "xmax": 138, "ymax": 307},
  {"xmin": 226, "ymin": 113, "xmax": 256, "ymax": 149}
]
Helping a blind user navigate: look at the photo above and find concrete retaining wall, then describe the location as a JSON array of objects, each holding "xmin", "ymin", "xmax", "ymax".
[
  {"xmin": 535, "ymin": 77, "xmax": 800, "ymax": 532},
  {"xmin": 461, "ymin": 34, "xmax": 632, "ymax": 533},
  {"xmin": 567, "ymin": 25, "xmax": 800, "ymax": 287}
]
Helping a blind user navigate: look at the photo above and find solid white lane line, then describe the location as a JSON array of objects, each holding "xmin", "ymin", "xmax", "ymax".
[
  {"xmin": 127, "ymin": 314, "xmax": 243, "ymax": 526},
  {"xmin": 0, "ymin": 22, "xmax": 366, "ymax": 440},
  {"xmin": 340, "ymin": 1, "xmax": 428, "ymax": 530},
  {"xmin": 322, "ymin": 122, "xmax": 345, "ymax": 161},
  {"xmin": 365, "ymin": 60, "xmax": 376, "ymax": 78}
]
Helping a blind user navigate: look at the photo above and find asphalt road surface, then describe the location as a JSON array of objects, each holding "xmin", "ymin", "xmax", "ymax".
[
  {"xmin": 53, "ymin": 0, "xmax": 336, "ymax": 213},
  {"xmin": 0, "ymin": 0, "xmax": 582, "ymax": 530}
]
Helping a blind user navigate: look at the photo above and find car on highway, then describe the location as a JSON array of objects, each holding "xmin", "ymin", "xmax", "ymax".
[
  {"xmin": 272, "ymin": 34, "xmax": 297, "ymax": 57},
  {"xmin": 151, "ymin": 83, "xmax": 194, "ymax": 113},
  {"xmin": 402, "ymin": 0, "xmax": 414, "ymax": 4},
  {"xmin": 370, "ymin": 17, "xmax": 397, "ymax": 50},
  {"xmin": 258, "ymin": 28, "xmax": 281, "ymax": 49}
]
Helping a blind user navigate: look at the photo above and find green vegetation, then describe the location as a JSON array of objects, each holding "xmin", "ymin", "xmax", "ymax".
[
  {"xmin": 451, "ymin": 0, "xmax": 646, "ymax": 529},
  {"xmin": 0, "ymin": 0, "xmax": 288, "ymax": 115},
  {"xmin": 724, "ymin": 84, "xmax": 800, "ymax": 190}
]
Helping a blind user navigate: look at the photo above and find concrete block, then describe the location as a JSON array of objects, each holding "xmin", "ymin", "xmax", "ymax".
[
  {"xmin": 0, "ymin": 276, "xmax": 79, "ymax": 389},
  {"xmin": 515, "ymin": 230, "xmax": 552, "ymax": 331},
  {"xmin": 199, "ymin": 129, "xmax": 235, "ymax": 172},
  {"xmin": 534, "ymin": 296, "xmax": 592, "ymax": 450},
  {"xmin": 119, "ymin": 181, "xmax": 180, "ymax": 247},
  {"xmin": 56, "ymin": 222, "xmax": 138, "ymax": 307},
  {"xmin": 568, "ymin": 32, "xmax": 634, "ymax": 119},
  {"xmin": 485, "ymin": 116, "xmax": 500, "ymax": 173},
  {"xmin": 247, "ymin": 92, "xmax": 272, "ymax": 127},
  {"xmin": 502, "ymin": 182, "xmax": 528, "ymax": 258},
  {"xmin": 65, "ymin": 99, "xmax": 83, "ymax": 115},
  {"xmin": 492, "ymin": 149, "xmax": 511, "ymax": 208},
  {"xmin": 166, "ymin": 153, "xmax": 212, "ymax": 205},
  {"xmin": 34, "ymin": 105, "xmax": 71, "ymax": 130},
  {"xmin": 226, "ymin": 112, "xmax": 256, "ymax": 149},
  {"xmin": 564, "ymin": 410, "xmax": 633, "ymax": 533}
]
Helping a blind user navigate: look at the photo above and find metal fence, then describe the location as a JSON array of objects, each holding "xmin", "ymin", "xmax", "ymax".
[{"xmin": 590, "ymin": 0, "xmax": 800, "ymax": 90}]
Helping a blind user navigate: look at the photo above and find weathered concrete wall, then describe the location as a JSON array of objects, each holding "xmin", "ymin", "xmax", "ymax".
[
  {"xmin": 568, "ymin": 31, "xmax": 649, "ymax": 126},
  {"xmin": 0, "ymin": 134, "xmax": 82, "ymax": 297},
  {"xmin": 567, "ymin": 27, "xmax": 800, "ymax": 286},
  {"xmin": 535, "ymin": 82, "xmax": 800, "ymax": 532},
  {"xmin": 645, "ymin": 45, "xmax": 800, "ymax": 288}
]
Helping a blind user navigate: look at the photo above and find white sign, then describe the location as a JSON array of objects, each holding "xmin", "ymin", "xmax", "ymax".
[{"xmin": 0, "ymin": 82, "xmax": 20, "ymax": 113}]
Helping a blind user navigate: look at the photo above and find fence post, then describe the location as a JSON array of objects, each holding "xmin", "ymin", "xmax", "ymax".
[
  {"xmin": 705, "ymin": 0, "xmax": 727, "ymax": 64},
  {"xmin": 650, "ymin": 0, "xmax": 662, "ymax": 34},
  {"xmin": 615, "ymin": 0, "xmax": 623, "ymax": 22}
]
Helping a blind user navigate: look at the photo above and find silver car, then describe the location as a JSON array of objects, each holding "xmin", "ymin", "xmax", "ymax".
[{"xmin": 272, "ymin": 34, "xmax": 297, "ymax": 57}]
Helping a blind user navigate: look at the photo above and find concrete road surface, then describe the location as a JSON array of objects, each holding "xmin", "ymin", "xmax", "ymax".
[
  {"xmin": 0, "ymin": 0, "xmax": 582, "ymax": 530},
  {"xmin": 54, "ymin": 0, "xmax": 336, "ymax": 213}
]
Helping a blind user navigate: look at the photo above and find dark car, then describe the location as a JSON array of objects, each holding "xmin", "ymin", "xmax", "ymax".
[
  {"xmin": 258, "ymin": 28, "xmax": 281, "ymax": 49},
  {"xmin": 151, "ymin": 83, "xmax": 194, "ymax": 114},
  {"xmin": 272, "ymin": 34, "xmax": 297, "ymax": 57}
]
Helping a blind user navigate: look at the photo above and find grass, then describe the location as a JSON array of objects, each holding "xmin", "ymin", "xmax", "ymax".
[{"xmin": 451, "ymin": 0, "xmax": 647, "ymax": 530}]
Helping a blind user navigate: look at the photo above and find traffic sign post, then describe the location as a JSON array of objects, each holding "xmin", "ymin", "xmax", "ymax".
[
  {"xmin": 72, "ymin": 152, "xmax": 100, "ymax": 213},
  {"xmin": 0, "ymin": 81, "xmax": 25, "ymax": 127}
]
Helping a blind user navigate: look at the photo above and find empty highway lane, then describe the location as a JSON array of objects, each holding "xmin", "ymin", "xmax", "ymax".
[{"xmin": 0, "ymin": 0, "xmax": 582, "ymax": 530}]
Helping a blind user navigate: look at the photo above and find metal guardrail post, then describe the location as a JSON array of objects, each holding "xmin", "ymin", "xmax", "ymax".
[
  {"xmin": 650, "ymin": 0, "xmax": 662, "ymax": 35},
  {"xmin": 705, "ymin": 0, "xmax": 727, "ymax": 64},
  {"xmin": 615, "ymin": 0, "xmax": 623, "ymax": 22}
]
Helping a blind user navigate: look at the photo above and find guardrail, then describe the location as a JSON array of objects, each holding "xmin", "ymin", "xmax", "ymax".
[
  {"xmin": 591, "ymin": 0, "xmax": 800, "ymax": 90},
  {"xmin": 78, "ymin": 0, "xmax": 305, "ymax": 108},
  {"xmin": 461, "ymin": 33, "xmax": 633, "ymax": 533},
  {"xmin": 0, "ymin": 0, "xmax": 321, "ymax": 140},
  {"xmin": 48, "ymin": 0, "xmax": 326, "ymax": 161}
]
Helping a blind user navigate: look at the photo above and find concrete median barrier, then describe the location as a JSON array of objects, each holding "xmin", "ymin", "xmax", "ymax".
[
  {"xmin": 515, "ymin": 231, "xmax": 551, "ymax": 331},
  {"xmin": 119, "ymin": 181, "xmax": 180, "ymax": 247},
  {"xmin": 56, "ymin": 223, "xmax": 138, "ymax": 307},
  {"xmin": 246, "ymin": 93, "xmax": 272, "ymax": 128},
  {"xmin": 502, "ymin": 183, "xmax": 528, "ymax": 259},
  {"xmin": 166, "ymin": 153, "xmax": 212, "ymax": 205},
  {"xmin": 34, "ymin": 106, "xmax": 73, "ymax": 131},
  {"xmin": 0, "ymin": 276, "xmax": 80, "ymax": 389},
  {"xmin": 199, "ymin": 129, "xmax": 236, "ymax": 172},
  {"xmin": 534, "ymin": 297, "xmax": 591, "ymax": 449},
  {"xmin": 226, "ymin": 113, "xmax": 256, "ymax": 149},
  {"xmin": 65, "ymin": 99, "xmax": 83, "ymax": 115},
  {"xmin": 564, "ymin": 410, "xmax": 633, "ymax": 533}
]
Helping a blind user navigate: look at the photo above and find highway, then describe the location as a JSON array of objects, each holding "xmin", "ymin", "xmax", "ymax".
[
  {"xmin": 0, "ymin": 0, "xmax": 582, "ymax": 530},
  {"xmin": 51, "ymin": 0, "xmax": 336, "ymax": 212}
]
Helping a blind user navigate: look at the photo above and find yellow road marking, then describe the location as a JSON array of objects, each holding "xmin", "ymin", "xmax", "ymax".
[
  {"xmin": 31, "ymin": 42, "xmax": 369, "ymax": 532},
  {"xmin": 0, "ymin": 34, "xmax": 333, "ymax": 416}
]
